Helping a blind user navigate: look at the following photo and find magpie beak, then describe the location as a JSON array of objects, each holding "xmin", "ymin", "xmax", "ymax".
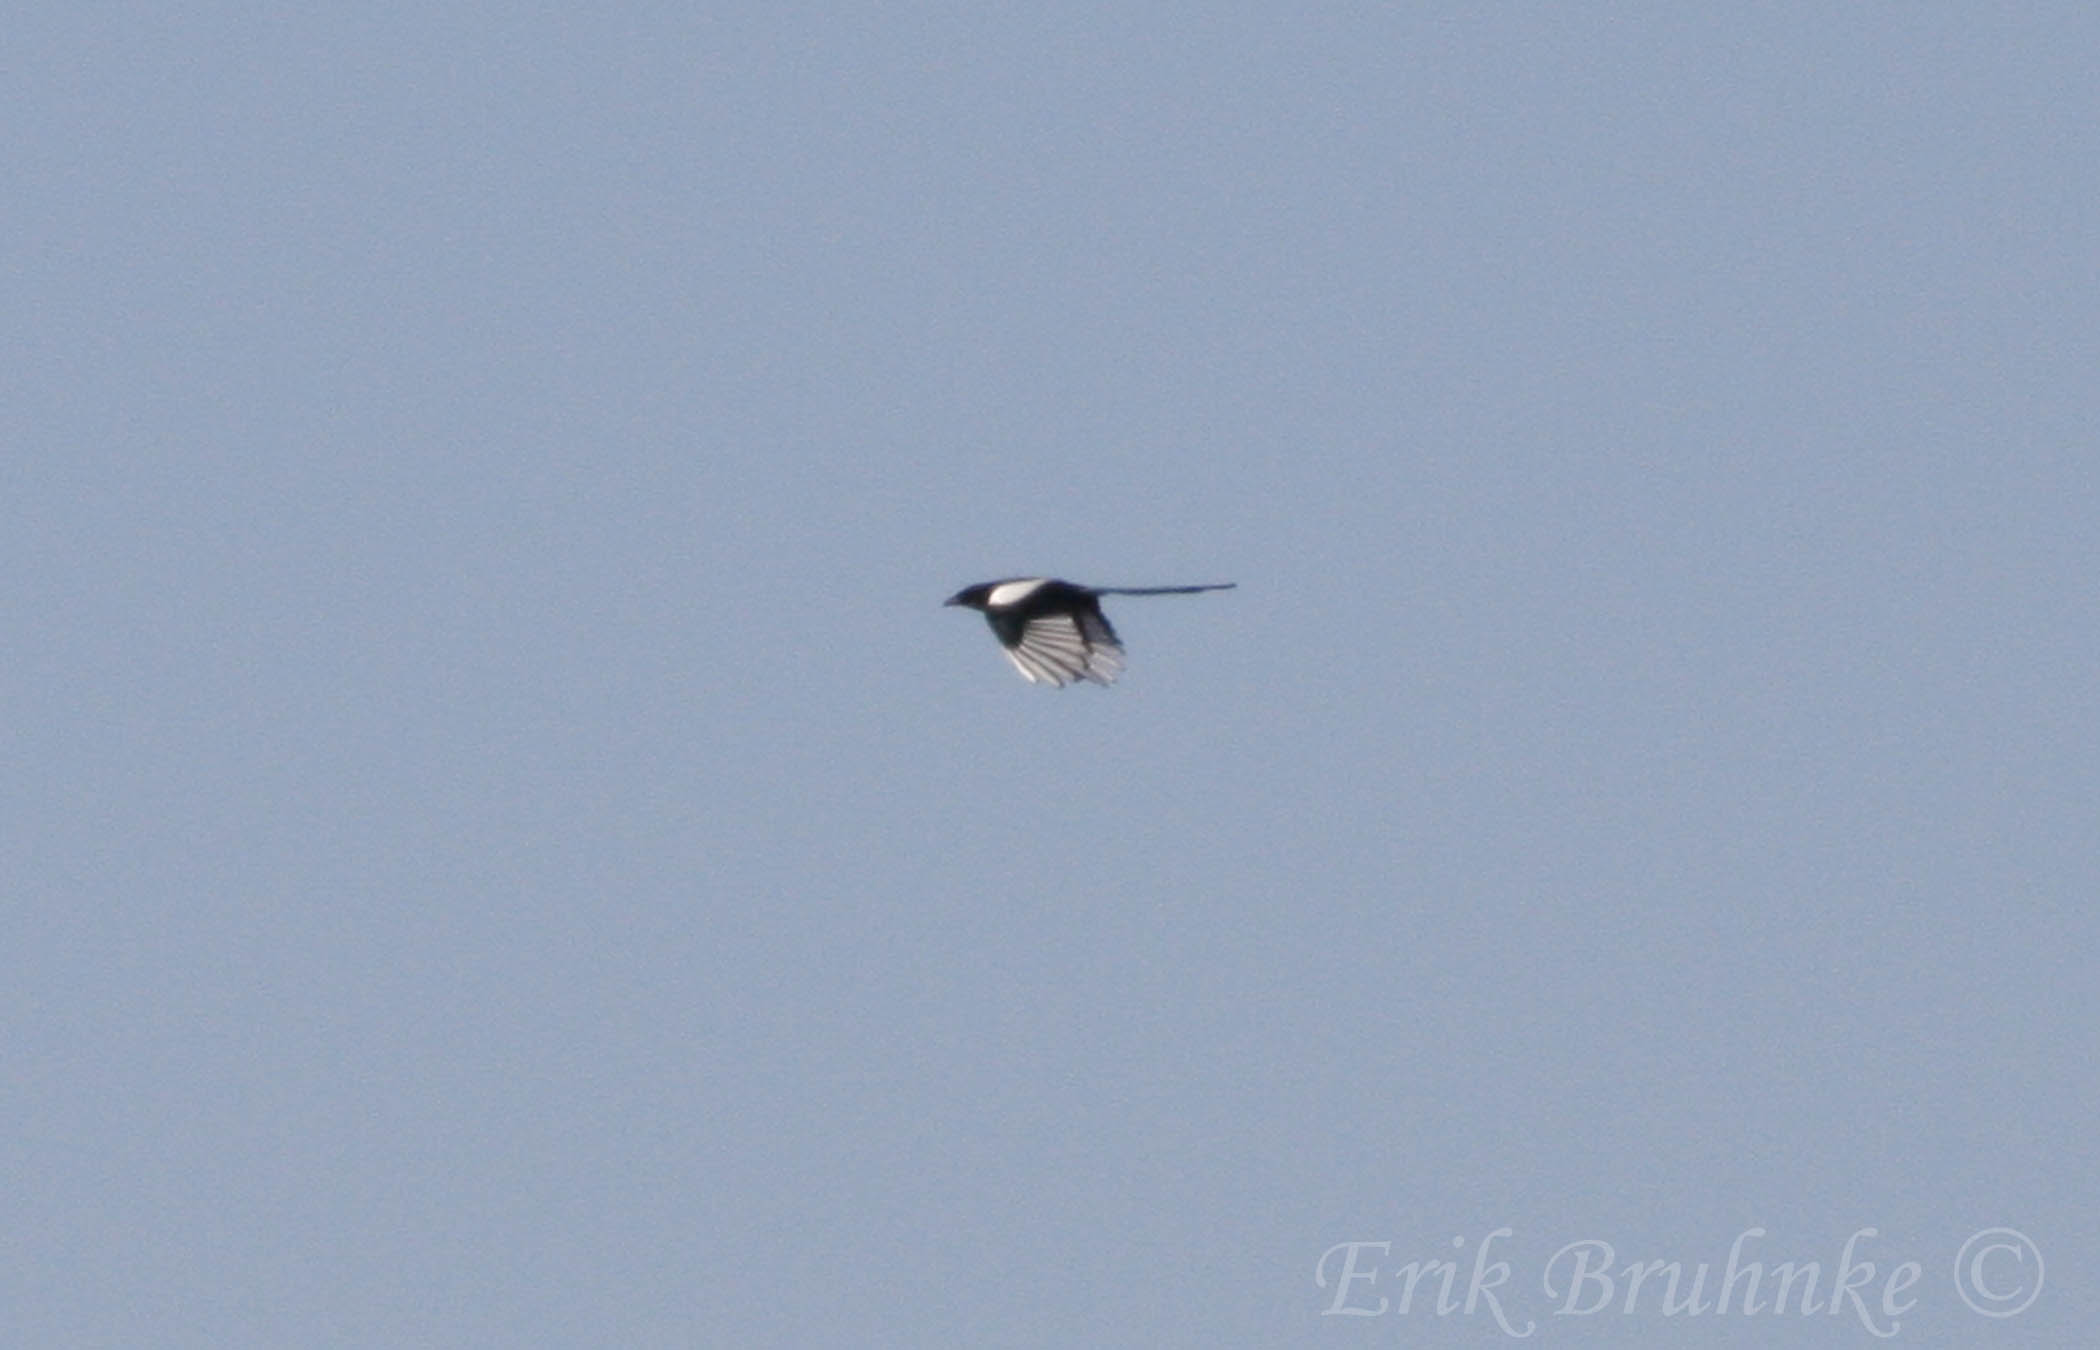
[{"xmin": 944, "ymin": 577, "xmax": 1235, "ymax": 686}]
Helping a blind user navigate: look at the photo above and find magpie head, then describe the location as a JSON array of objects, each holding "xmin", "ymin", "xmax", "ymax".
[{"xmin": 944, "ymin": 584, "xmax": 993, "ymax": 610}]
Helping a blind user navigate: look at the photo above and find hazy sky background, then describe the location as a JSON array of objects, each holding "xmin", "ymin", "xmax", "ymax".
[{"xmin": 7, "ymin": 5, "xmax": 2095, "ymax": 1346}]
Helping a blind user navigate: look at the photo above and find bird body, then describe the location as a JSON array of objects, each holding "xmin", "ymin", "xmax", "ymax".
[{"xmin": 944, "ymin": 577, "xmax": 1235, "ymax": 686}]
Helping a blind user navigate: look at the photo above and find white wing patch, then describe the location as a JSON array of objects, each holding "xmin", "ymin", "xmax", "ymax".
[
  {"xmin": 986, "ymin": 578, "xmax": 1050, "ymax": 607},
  {"xmin": 1006, "ymin": 611, "xmax": 1125, "ymax": 687}
]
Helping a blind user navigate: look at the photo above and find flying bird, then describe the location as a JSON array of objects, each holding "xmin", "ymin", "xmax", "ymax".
[{"xmin": 944, "ymin": 577, "xmax": 1236, "ymax": 686}]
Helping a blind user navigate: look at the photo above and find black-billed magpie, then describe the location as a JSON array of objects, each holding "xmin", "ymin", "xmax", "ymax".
[{"xmin": 944, "ymin": 578, "xmax": 1236, "ymax": 686}]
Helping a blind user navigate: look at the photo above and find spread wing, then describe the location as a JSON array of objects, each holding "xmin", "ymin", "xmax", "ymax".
[{"xmin": 1001, "ymin": 606, "xmax": 1125, "ymax": 687}]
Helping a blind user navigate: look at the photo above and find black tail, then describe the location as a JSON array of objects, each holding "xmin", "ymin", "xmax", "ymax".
[{"xmin": 1092, "ymin": 583, "xmax": 1237, "ymax": 596}]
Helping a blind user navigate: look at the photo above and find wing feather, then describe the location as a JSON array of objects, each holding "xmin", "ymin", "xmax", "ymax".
[{"xmin": 1010, "ymin": 610, "xmax": 1124, "ymax": 686}]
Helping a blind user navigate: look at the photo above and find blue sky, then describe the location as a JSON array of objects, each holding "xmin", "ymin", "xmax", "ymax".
[{"xmin": 7, "ymin": 5, "xmax": 2095, "ymax": 1345}]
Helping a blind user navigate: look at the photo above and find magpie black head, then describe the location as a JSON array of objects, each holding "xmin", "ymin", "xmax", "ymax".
[{"xmin": 944, "ymin": 576, "xmax": 1235, "ymax": 687}]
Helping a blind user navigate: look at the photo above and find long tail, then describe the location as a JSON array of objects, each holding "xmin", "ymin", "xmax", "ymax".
[{"xmin": 1092, "ymin": 583, "xmax": 1237, "ymax": 595}]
